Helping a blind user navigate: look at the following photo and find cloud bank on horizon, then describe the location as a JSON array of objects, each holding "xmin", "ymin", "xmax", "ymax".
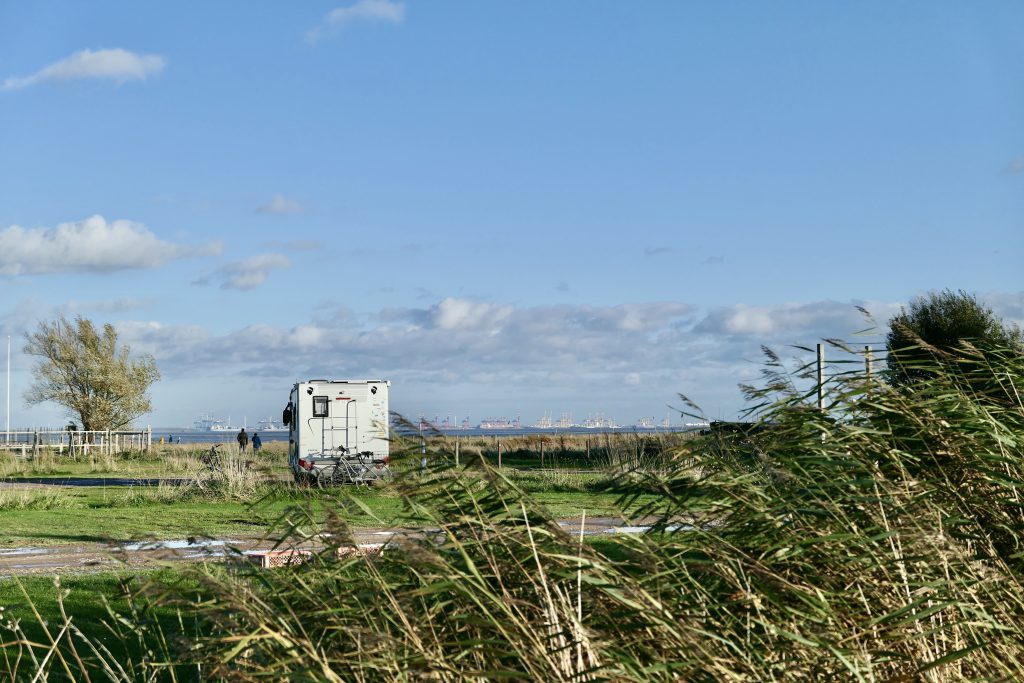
[{"xmin": 124, "ymin": 296, "xmax": 893, "ymax": 416}]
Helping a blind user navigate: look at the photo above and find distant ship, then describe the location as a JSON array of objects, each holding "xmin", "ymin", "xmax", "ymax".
[
  {"xmin": 478, "ymin": 417, "xmax": 521, "ymax": 430},
  {"xmin": 255, "ymin": 417, "xmax": 287, "ymax": 433},
  {"xmin": 193, "ymin": 414, "xmax": 235, "ymax": 431},
  {"xmin": 581, "ymin": 414, "xmax": 618, "ymax": 429},
  {"xmin": 533, "ymin": 412, "xmax": 554, "ymax": 429}
]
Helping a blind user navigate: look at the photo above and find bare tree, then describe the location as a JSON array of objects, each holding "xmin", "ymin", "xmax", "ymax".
[{"xmin": 23, "ymin": 316, "xmax": 160, "ymax": 431}]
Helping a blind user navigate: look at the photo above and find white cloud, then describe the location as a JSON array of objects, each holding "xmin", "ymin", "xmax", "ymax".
[
  {"xmin": 0, "ymin": 215, "xmax": 217, "ymax": 276},
  {"xmin": 982, "ymin": 291, "xmax": 1024, "ymax": 328},
  {"xmin": 430, "ymin": 298, "xmax": 513, "ymax": 332},
  {"xmin": 195, "ymin": 253, "xmax": 292, "ymax": 291},
  {"xmin": 571, "ymin": 302, "xmax": 693, "ymax": 333},
  {"xmin": 307, "ymin": 0, "xmax": 405, "ymax": 44},
  {"xmin": 3, "ymin": 48, "xmax": 165, "ymax": 91},
  {"xmin": 695, "ymin": 300, "xmax": 898, "ymax": 337},
  {"xmin": 131, "ymin": 298, "xmax": 697, "ymax": 379},
  {"xmin": 62, "ymin": 297, "xmax": 154, "ymax": 314},
  {"xmin": 257, "ymin": 194, "xmax": 304, "ymax": 215},
  {"xmin": 39, "ymin": 293, "xmax": 1024, "ymax": 428}
]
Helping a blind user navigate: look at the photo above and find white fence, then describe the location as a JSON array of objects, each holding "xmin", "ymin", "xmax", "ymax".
[{"xmin": 0, "ymin": 427, "xmax": 153, "ymax": 457}]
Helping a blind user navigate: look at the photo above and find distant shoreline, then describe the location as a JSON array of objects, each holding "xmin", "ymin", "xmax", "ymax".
[{"xmin": 151, "ymin": 425, "xmax": 704, "ymax": 445}]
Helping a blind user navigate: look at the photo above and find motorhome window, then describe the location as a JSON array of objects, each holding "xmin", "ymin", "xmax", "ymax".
[{"xmin": 312, "ymin": 396, "xmax": 329, "ymax": 417}]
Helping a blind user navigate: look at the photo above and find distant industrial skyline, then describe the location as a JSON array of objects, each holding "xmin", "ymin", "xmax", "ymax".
[{"xmin": 2, "ymin": 2, "xmax": 1022, "ymax": 428}]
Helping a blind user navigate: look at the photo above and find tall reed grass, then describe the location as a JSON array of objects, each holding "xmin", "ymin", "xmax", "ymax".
[{"xmin": 4, "ymin": 341, "xmax": 1024, "ymax": 680}]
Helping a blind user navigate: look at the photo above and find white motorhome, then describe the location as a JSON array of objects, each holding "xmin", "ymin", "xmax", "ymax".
[{"xmin": 283, "ymin": 379, "xmax": 391, "ymax": 484}]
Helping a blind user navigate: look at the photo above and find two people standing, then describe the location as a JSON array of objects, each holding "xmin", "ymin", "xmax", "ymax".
[{"xmin": 237, "ymin": 428, "xmax": 262, "ymax": 453}]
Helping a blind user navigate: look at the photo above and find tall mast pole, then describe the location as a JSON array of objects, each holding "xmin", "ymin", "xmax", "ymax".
[{"xmin": 6, "ymin": 335, "xmax": 10, "ymax": 443}]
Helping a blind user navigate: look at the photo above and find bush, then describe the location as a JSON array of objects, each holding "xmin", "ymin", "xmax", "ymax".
[{"xmin": 886, "ymin": 288, "xmax": 1022, "ymax": 389}]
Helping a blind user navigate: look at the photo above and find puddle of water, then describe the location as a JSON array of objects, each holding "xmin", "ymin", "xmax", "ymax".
[
  {"xmin": 0, "ymin": 547, "xmax": 53, "ymax": 557},
  {"xmin": 118, "ymin": 539, "xmax": 233, "ymax": 552},
  {"xmin": 241, "ymin": 542, "xmax": 385, "ymax": 556},
  {"xmin": 607, "ymin": 524, "xmax": 693, "ymax": 534},
  {"xmin": 182, "ymin": 549, "xmax": 230, "ymax": 559}
]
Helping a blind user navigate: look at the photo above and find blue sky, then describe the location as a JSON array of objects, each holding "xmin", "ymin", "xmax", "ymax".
[{"xmin": 1, "ymin": 1, "xmax": 1022, "ymax": 428}]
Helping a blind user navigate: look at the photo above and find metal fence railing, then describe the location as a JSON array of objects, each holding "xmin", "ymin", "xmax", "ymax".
[{"xmin": 0, "ymin": 427, "xmax": 153, "ymax": 457}]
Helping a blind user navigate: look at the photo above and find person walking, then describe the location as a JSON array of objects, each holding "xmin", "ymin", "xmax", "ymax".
[
  {"xmin": 237, "ymin": 428, "xmax": 249, "ymax": 453},
  {"xmin": 252, "ymin": 432, "xmax": 262, "ymax": 454}
]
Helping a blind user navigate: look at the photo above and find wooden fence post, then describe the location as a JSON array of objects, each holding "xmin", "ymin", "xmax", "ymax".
[
  {"xmin": 454, "ymin": 433, "xmax": 460, "ymax": 466},
  {"xmin": 420, "ymin": 432, "xmax": 427, "ymax": 473},
  {"xmin": 497, "ymin": 436, "xmax": 502, "ymax": 469},
  {"xmin": 539, "ymin": 438, "xmax": 544, "ymax": 468},
  {"xmin": 817, "ymin": 343, "xmax": 826, "ymax": 411}
]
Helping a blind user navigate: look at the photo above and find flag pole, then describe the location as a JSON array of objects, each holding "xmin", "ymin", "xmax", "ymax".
[{"xmin": 6, "ymin": 335, "xmax": 10, "ymax": 443}]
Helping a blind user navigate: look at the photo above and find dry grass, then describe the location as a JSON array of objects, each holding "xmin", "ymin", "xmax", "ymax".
[{"xmin": 0, "ymin": 489, "xmax": 82, "ymax": 511}]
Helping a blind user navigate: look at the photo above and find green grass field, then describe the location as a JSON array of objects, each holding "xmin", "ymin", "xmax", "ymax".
[
  {"xmin": 12, "ymin": 351, "xmax": 1024, "ymax": 683},
  {"xmin": 0, "ymin": 436, "xmax": 666, "ymax": 549}
]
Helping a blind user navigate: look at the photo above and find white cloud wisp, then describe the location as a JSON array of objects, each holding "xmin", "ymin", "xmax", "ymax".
[
  {"xmin": 193, "ymin": 253, "xmax": 293, "ymax": 290},
  {"xmin": 257, "ymin": 195, "xmax": 304, "ymax": 215},
  {"xmin": 3, "ymin": 48, "xmax": 165, "ymax": 91},
  {"xmin": 307, "ymin": 0, "xmax": 405, "ymax": 44}
]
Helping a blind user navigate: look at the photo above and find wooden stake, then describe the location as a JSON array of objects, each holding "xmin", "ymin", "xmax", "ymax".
[{"xmin": 817, "ymin": 343, "xmax": 825, "ymax": 411}]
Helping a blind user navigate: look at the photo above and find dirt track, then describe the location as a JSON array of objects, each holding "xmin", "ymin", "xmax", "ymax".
[
  {"xmin": 0, "ymin": 517, "xmax": 647, "ymax": 576},
  {"xmin": 1, "ymin": 473, "xmax": 645, "ymax": 575},
  {"xmin": 0, "ymin": 532, "xmax": 396, "ymax": 576}
]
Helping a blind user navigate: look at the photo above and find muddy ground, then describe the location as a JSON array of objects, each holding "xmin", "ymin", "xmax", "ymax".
[{"xmin": 0, "ymin": 478, "xmax": 645, "ymax": 576}]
